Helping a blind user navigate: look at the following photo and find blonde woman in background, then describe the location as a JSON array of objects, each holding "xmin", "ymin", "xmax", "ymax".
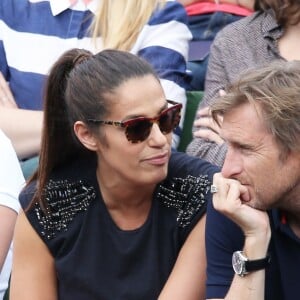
[
  {"xmin": 0, "ymin": 0, "xmax": 191, "ymax": 160},
  {"xmin": 90, "ymin": 0, "xmax": 192, "ymax": 149}
]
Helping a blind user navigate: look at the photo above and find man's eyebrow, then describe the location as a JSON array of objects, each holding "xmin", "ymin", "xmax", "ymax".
[{"xmin": 229, "ymin": 140, "xmax": 255, "ymax": 150}]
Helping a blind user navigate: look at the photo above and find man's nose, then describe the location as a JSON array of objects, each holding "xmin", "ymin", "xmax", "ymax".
[{"xmin": 221, "ymin": 147, "xmax": 243, "ymax": 178}]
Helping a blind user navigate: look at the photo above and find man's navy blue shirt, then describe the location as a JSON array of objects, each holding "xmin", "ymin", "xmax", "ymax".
[{"xmin": 206, "ymin": 198, "xmax": 300, "ymax": 299}]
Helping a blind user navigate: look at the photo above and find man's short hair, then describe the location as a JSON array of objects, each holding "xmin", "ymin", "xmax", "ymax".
[{"xmin": 211, "ymin": 60, "xmax": 300, "ymax": 154}]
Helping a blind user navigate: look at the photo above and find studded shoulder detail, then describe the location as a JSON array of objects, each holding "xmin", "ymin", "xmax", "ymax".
[
  {"xmin": 156, "ymin": 175, "xmax": 210, "ymax": 227},
  {"xmin": 33, "ymin": 179, "xmax": 96, "ymax": 240}
]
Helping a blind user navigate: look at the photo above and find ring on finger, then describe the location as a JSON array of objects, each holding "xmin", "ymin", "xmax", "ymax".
[{"xmin": 210, "ymin": 184, "xmax": 218, "ymax": 194}]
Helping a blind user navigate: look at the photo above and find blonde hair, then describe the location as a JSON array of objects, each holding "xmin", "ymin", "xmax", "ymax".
[
  {"xmin": 91, "ymin": 0, "xmax": 166, "ymax": 51},
  {"xmin": 211, "ymin": 60, "xmax": 300, "ymax": 155}
]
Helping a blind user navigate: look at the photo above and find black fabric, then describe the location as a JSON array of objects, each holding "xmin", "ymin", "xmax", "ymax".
[
  {"xmin": 3, "ymin": 276, "xmax": 10, "ymax": 300},
  {"xmin": 20, "ymin": 152, "xmax": 218, "ymax": 299},
  {"xmin": 206, "ymin": 198, "xmax": 300, "ymax": 300}
]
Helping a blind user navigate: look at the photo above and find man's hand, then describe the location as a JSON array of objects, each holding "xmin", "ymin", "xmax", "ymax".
[{"xmin": 211, "ymin": 173, "xmax": 270, "ymax": 239}]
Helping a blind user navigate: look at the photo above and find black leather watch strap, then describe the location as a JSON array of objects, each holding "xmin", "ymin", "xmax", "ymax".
[{"xmin": 245, "ymin": 254, "xmax": 271, "ymax": 272}]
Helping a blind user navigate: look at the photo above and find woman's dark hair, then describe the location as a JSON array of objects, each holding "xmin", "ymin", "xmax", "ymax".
[
  {"xmin": 255, "ymin": 0, "xmax": 300, "ymax": 26},
  {"xmin": 28, "ymin": 48, "xmax": 158, "ymax": 210}
]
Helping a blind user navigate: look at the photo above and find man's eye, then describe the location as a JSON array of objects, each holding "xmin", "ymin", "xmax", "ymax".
[{"xmin": 240, "ymin": 145, "xmax": 253, "ymax": 152}]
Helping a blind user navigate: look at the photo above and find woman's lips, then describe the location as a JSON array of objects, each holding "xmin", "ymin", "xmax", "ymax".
[{"xmin": 143, "ymin": 152, "xmax": 169, "ymax": 165}]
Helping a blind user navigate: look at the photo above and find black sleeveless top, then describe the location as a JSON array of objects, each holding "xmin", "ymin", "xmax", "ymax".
[{"xmin": 20, "ymin": 152, "xmax": 218, "ymax": 299}]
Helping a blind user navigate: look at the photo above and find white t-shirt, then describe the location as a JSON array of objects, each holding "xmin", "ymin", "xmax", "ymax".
[{"xmin": 0, "ymin": 130, "xmax": 25, "ymax": 299}]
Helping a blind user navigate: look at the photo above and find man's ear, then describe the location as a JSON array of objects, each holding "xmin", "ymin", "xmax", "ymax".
[{"xmin": 73, "ymin": 121, "xmax": 98, "ymax": 151}]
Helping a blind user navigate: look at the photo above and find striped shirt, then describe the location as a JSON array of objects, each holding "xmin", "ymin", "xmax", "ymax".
[{"xmin": 0, "ymin": 0, "xmax": 191, "ymax": 147}]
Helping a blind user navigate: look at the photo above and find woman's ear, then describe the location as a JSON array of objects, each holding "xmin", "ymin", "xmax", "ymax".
[{"xmin": 73, "ymin": 121, "xmax": 98, "ymax": 151}]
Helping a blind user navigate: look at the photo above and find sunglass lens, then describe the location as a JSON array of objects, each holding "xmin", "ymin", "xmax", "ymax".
[
  {"xmin": 159, "ymin": 107, "xmax": 180, "ymax": 134},
  {"xmin": 125, "ymin": 119, "xmax": 152, "ymax": 143},
  {"xmin": 125, "ymin": 104, "xmax": 181, "ymax": 143}
]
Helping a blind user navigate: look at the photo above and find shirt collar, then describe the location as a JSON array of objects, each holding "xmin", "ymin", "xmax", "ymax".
[
  {"xmin": 260, "ymin": 10, "xmax": 283, "ymax": 40},
  {"xmin": 272, "ymin": 209, "xmax": 285, "ymax": 229},
  {"xmin": 49, "ymin": 0, "xmax": 99, "ymax": 16}
]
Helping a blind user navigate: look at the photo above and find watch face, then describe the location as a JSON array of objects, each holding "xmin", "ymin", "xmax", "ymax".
[
  {"xmin": 232, "ymin": 251, "xmax": 244, "ymax": 275},
  {"xmin": 232, "ymin": 251, "xmax": 270, "ymax": 276}
]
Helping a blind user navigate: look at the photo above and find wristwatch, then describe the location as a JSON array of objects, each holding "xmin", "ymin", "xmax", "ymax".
[{"xmin": 232, "ymin": 251, "xmax": 271, "ymax": 277}]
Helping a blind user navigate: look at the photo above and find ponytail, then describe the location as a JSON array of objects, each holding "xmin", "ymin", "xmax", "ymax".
[{"xmin": 28, "ymin": 49, "xmax": 94, "ymax": 210}]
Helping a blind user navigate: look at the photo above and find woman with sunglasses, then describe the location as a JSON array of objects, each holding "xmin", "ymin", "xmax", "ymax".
[{"xmin": 10, "ymin": 49, "xmax": 218, "ymax": 300}]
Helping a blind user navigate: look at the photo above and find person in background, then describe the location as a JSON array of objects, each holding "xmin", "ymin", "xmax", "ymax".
[
  {"xmin": 10, "ymin": 49, "xmax": 218, "ymax": 300},
  {"xmin": 179, "ymin": 0, "xmax": 254, "ymax": 90},
  {"xmin": 0, "ymin": 129, "xmax": 25, "ymax": 299},
  {"xmin": 206, "ymin": 60, "xmax": 300, "ymax": 299},
  {"xmin": 0, "ymin": 0, "xmax": 191, "ymax": 163},
  {"xmin": 90, "ymin": 0, "xmax": 191, "ymax": 148},
  {"xmin": 186, "ymin": 0, "xmax": 300, "ymax": 166}
]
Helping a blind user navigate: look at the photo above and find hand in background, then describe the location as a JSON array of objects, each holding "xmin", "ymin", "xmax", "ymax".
[
  {"xmin": 193, "ymin": 89, "xmax": 226, "ymax": 144},
  {"xmin": 193, "ymin": 106, "xmax": 224, "ymax": 144},
  {"xmin": 0, "ymin": 72, "xmax": 17, "ymax": 108}
]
